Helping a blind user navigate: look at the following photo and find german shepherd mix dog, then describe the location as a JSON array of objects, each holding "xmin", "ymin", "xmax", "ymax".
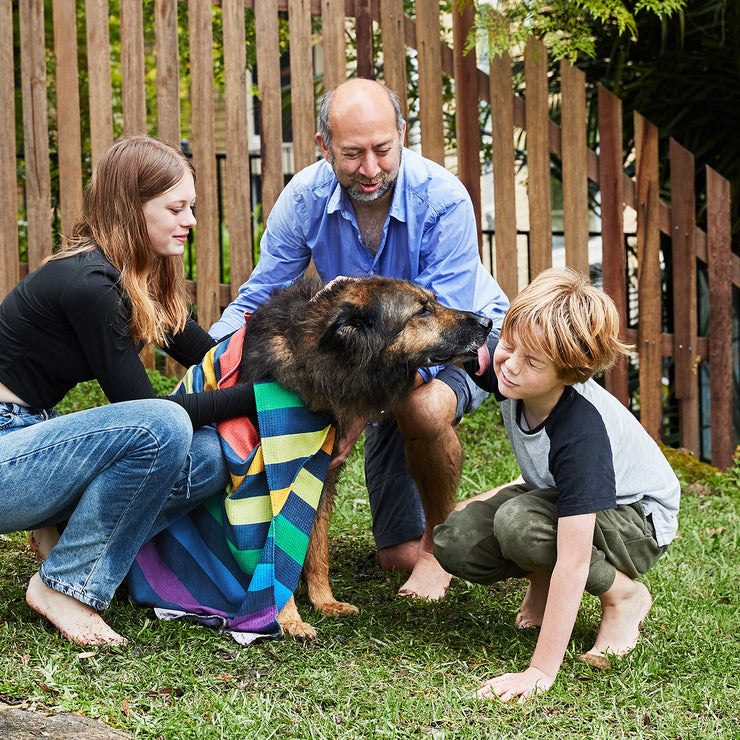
[{"xmin": 237, "ymin": 276, "xmax": 492, "ymax": 638}]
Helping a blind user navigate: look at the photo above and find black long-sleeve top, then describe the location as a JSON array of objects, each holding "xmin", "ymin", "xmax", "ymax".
[{"xmin": 0, "ymin": 248, "xmax": 255, "ymax": 428}]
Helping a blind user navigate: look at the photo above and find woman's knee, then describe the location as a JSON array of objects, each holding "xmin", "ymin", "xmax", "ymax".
[{"xmin": 130, "ymin": 400, "xmax": 193, "ymax": 463}]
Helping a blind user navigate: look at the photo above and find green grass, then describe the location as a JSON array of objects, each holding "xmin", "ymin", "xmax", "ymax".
[{"xmin": 1, "ymin": 384, "xmax": 738, "ymax": 739}]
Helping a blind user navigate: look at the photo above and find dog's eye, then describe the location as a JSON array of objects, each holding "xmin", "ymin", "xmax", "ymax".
[{"xmin": 417, "ymin": 304, "xmax": 433, "ymax": 318}]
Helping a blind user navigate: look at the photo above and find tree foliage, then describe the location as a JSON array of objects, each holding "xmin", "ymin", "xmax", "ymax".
[{"xmin": 460, "ymin": 0, "xmax": 687, "ymax": 61}]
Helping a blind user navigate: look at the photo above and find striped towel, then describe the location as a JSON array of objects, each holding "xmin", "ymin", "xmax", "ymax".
[{"xmin": 128, "ymin": 325, "xmax": 335, "ymax": 644}]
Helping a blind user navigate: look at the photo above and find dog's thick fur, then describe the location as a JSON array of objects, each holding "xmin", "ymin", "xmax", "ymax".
[{"xmin": 237, "ymin": 276, "xmax": 492, "ymax": 638}]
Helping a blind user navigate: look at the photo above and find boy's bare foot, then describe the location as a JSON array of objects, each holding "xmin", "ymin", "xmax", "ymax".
[
  {"xmin": 27, "ymin": 526, "xmax": 60, "ymax": 561},
  {"xmin": 579, "ymin": 572, "xmax": 652, "ymax": 667},
  {"xmin": 515, "ymin": 572, "xmax": 550, "ymax": 629},
  {"xmin": 398, "ymin": 548, "xmax": 451, "ymax": 601},
  {"xmin": 26, "ymin": 572, "xmax": 127, "ymax": 646}
]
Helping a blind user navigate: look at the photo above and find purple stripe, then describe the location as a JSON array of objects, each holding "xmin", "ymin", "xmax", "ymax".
[
  {"xmin": 230, "ymin": 606, "xmax": 278, "ymax": 631},
  {"xmin": 134, "ymin": 542, "xmax": 216, "ymax": 615}
]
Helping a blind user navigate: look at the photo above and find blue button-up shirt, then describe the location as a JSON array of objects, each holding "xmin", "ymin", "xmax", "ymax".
[{"xmin": 211, "ymin": 148, "xmax": 509, "ymax": 378}]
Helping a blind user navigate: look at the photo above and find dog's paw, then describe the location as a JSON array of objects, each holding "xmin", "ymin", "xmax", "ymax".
[
  {"xmin": 315, "ymin": 600, "xmax": 359, "ymax": 617},
  {"xmin": 279, "ymin": 617, "xmax": 318, "ymax": 640}
]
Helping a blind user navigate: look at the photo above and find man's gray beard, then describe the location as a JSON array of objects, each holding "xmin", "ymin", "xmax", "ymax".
[{"xmin": 343, "ymin": 176, "xmax": 395, "ymax": 203}]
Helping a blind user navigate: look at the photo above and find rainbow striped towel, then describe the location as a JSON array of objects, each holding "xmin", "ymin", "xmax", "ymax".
[{"xmin": 128, "ymin": 325, "xmax": 335, "ymax": 644}]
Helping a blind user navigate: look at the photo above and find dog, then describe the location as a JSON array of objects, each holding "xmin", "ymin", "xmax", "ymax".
[{"xmin": 237, "ymin": 276, "xmax": 492, "ymax": 638}]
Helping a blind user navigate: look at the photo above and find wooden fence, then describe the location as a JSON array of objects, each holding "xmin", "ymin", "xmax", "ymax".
[{"xmin": 2, "ymin": 0, "xmax": 738, "ymax": 469}]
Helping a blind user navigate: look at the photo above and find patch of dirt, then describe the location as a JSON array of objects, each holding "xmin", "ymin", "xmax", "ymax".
[{"xmin": 0, "ymin": 699, "xmax": 131, "ymax": 739}]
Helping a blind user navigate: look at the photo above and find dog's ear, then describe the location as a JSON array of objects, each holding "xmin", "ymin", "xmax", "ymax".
[{"xmin": 319, "ymin": 301, "xmax": 391, "ymax": 360}]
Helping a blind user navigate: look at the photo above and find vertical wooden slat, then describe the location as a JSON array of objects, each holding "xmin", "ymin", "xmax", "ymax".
[
  {"xmin": 706, "ymin": 166, "xmax": 733, "ymax": 469},
  {"xmin": 189, "ymin": 0, "xmax": 219, "ymax": 329},
  {"xmin": 634, "ymin": 112, "xmax": 662, "ymax": 440},
  {"xmin": 379, "ymin": 0, "xmax": 408, "ymax": 124},
  {"xmin": 322, "ymin": 0, "xmax": 346, "ymax": 92},
  {"xmin": 19, "ymin": 0, "xmax": 52, "ymax": 269},
  {"xmin": 355, "ymin": 0, "xmax": 374, "ymax": 79},
  {"xmin": 85, "ymin": 0, "xmax": 113, "ymax": 167},
  {"xmin": 0, "ymin": 0, "xmax": 18, "ymax": 298},
  {"xmin": 670, "ymin": 138, "xmax": 699, "ymax": 455},
  {"xmin": 155, "ymin": 0, "xmax": 181, "ymax": 148},
  {"xmin": 53, "ymin": 0, "xmax": 83, "ymax": 240},
  {"xmin": 598, "ymin": 86, "xmax": 628, "ymax": 405},
  {"xmin": 524, "ymin": 38, "xmax": 551, "ymax": 278},
  {"xmin": 288, "ymin": 0, "xmax": 316, "ymax": 172},
  {"xmin": 121, "ymin": 0, "xmax": 147, "ymax": 134},
  {"xmin": 560, "ymin": 59, "xmax": 588, "ymax": 274},
  {"xmin": 255, "ymin": 0, "xmax": 284, "ymax": 219},
  {"xmin": 452, "ymin": 1, "xmax": 481, "ymax": 246},
  {"xmin": 415, "ymin": 2, "xmax": 444, "ymax": 164},
  {"xmin": 223, "ymin": 0, "xmax": 253, "ymax": 295},
  {"xmin": 155, "ymin": 0, "xmax": 183, "ymax": 378},
  {"xmin": 489, "ymin": 52, "xmax": 517, "ymax": 300}
]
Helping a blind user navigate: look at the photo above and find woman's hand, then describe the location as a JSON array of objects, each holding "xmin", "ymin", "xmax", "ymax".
[{"xmin": 476, "ymin": 666, "xmax": 554, "ymax": 703}]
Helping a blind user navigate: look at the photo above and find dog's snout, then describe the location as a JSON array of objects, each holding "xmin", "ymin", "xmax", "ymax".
[{"xmin": 466, "ymin": 311, "xmax": 493, "ymax": 332}]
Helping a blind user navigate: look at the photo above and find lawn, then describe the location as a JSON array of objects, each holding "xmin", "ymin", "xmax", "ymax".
[{"xmin": 0, "ymin": 380, "xmax": 738, "ymax": 739}]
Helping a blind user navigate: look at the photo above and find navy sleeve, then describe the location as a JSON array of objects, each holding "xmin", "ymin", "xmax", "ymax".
[{"xmin": 546, "ymin": 391, "xmax": 617, "ymax": 517}]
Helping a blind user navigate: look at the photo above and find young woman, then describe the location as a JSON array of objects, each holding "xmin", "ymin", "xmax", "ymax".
[{"xmin": 0, "ymin": 135, "xmax": 257, "ymax": 646}]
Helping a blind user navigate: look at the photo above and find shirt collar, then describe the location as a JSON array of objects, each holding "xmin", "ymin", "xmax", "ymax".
[{"xmin": 326, "ymin": 148, "xmax": 409, "ymax": 224}]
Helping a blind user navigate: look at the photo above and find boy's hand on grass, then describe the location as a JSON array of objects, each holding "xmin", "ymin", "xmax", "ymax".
[{"xmin": 476, "ymin": 666, "xmax": 554, "ymax": 703}]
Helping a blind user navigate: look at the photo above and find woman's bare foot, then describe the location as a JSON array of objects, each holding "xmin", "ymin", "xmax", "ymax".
[
  {"xmin": 25, "ymin": 572, "xmax": 127, "ymax": 646},
  {"xmin": 579, "ymin": 572, "xmax": 652, "ymax": 667},
  {"xmin": 515, "ymin": 572, "xmax": 550, "ymax": 629},
  {"xmin": 27, "ymin": 526, "xmax": 60, "ymax": 561}
]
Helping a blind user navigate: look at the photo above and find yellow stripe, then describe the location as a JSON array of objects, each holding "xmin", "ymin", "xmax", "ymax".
[
  {"xmin": 270, "ymin": 486, "xmax": 292, "ymax": 517},
  {"xmin": 225, "ymin": 493, "xmax": 273, "ymax": 525},
  {"xmin": 201, "ymin": 350, "xmax": 218, "ymax": 391},
  {"xmin": 261, "ymin": 427, "xmax": 333, "ymax": 465},
  {"xmin": 291, "ymin": 467, "xmax": 325, "ymax": 509}
]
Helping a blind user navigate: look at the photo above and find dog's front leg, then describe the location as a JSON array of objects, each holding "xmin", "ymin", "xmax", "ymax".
[
  {"xmin": 276, "ymin": 595, "xmax": 317, "ymax": 640},
  {"xmin": 304, "ymin": 469, "xmax": 359, "ymax": 618}
]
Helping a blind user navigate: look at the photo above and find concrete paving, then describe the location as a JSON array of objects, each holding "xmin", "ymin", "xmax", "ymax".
[{"xmin": 0, "ymin": 699, "xmax": 132, "ymax": 739}]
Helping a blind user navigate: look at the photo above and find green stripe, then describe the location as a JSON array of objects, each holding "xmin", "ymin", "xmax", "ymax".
[
  {"xmin": 254, "ymin": 382, "xmax": 303, "ymax": 411},
  {"xmin": 229, "ymin": 545, "xmax": 262, "ymax": 575},
  {"xmin": 274, "ymin": 514, "xmax": 310, "ymax": 565},
  {"xmin": 203, "ymin": 493, "xmax": 224, "ymax": 524}
]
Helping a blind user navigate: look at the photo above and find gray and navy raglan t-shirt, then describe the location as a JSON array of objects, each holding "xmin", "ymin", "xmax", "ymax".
[{"xmin": 466, "ymin": 345, "xmax": 680, "ymax": 547}]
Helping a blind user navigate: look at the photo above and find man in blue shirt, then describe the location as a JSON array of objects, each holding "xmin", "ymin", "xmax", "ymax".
[{"xmin": 211, "ymin": 78, "xmax": 509, "ymax": 600}]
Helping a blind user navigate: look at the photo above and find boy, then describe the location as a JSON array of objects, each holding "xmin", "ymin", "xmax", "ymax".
[{"xmin": 433, "ymin": 268, "xmax": 680, "ymax": 702}]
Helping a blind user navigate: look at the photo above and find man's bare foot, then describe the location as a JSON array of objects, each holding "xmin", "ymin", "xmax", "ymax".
[
  {"xmin": 26, "ymin": 572, "xmax": 127, "ymax": 646},
  {"xmin": 397, "ymin": 548, "xmax": 451, "ymax": 601},
  {"xmin": 579, "ymin": 573, "xmax": 652, "ymax": 667},
  {"xmin": 27, "ymin": 526, "xmax": 60, "ymax": 561},
  {"xmin": 378, "ymin": 539, "xmax": 419, "ymax": 573},
  {"xmin": 515, "ymin": 572, "xmax": 550, "ymax": 629}
]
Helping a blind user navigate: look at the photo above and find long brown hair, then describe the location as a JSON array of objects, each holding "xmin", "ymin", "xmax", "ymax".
[{"xmin": 48, "ymin": 134, "xmax": 194, "ymax": 345}]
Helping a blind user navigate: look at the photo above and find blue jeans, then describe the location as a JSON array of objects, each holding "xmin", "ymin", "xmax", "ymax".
[{"xmin": 0, "ymin": 400, "xmax": 229, "ymax": 610}]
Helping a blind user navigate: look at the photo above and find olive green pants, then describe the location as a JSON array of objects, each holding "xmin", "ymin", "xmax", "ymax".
[{"xmin": 433, "ymin": 484, "xmax": 667, "ymax": 596}]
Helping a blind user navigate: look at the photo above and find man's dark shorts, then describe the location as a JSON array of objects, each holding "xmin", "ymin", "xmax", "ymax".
[{"xmin": 364, "ymin": 364, "xmax": 489, "ymax": 549}]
